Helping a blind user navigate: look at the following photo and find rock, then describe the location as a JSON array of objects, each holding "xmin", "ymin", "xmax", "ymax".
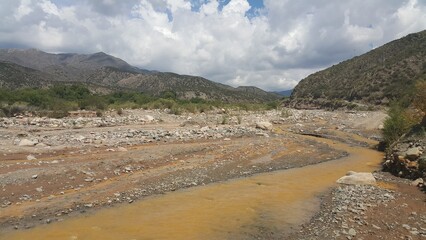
[
  {"xmin": 256, "ymin": 122, "xmax": 273, "ymax": 130},
  {"xmin": 31, "ymin": 174, "xmax": 38, "ymax": 179},
  {"xmin": 405, "ymin": 147, "xmax": 422, "ymax": 160},
  {"xmin": 410, "ymin": 178, "xmax": 424, "ymax": 186},
  {"xmin": 35, "ymin": 187, "xmax": 43, "ymax": 192},
  {"xmin": 18, "ymin": 139, "xmax": 37, "ymax": 146},
  {"xmin": 84, "ymin": 177, "xmax": 94, "ymax": 182},
  {"xmin": 336, "ymin": 172, "xmax": 376, "ymax": 185},
  {"xmin": 26, "ymin": 155, "xmax": 37, "ymax": 161},
  {"xmin": 84, "ymin": 203, "xmax": 93, "ymax": 208},
  {"xmin": 348, "ymin": 228, "xmax": 356, "ymax": 236},
  {"xmin": 117, "ymin": 147, "xmax": 128, "ymax": 152},
  {"xmin": 143, "ymin": 115, "xmax": 155, "ymax": 122},
  {"xmin": 35, "ymin": 143, "xmax": 47, "ymax": 147}
]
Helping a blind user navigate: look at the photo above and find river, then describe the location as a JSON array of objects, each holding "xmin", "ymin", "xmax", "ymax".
[{"xmin": 1, "ymin": 136, "xmax": 382, "ymax": 240}]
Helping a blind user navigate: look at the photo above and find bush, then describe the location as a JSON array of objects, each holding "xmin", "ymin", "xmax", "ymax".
[
  {"xmin": 413, "ymin": 81, "xmax": 426, "ymax": 125},
  {"xmin": 382, "ymin": 102, "xmax": 412, "ymax": 147}
]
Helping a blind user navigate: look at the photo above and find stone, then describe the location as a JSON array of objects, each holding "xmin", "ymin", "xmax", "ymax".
[
  {"xmin": 410, "ymin": 178, "xmax": 424, "ymax": 186},
  {"xmin": 35, "ymin": 143, "xmax": 47, "ymax": 147},
  {"xmin": 117, "ymin": 147, "xmax": 128, "ymax": 152},
  {"xmin": 336, "ymin": 172, "xmax": 376, "ymax": 185},
  {"xmin": 84, "ymin": 177, "xmax": 94, "ymax": 182},
  {"xmin": 405, "ymin": 147, "xmax": 422, "ymax": 160},
  {"xmin": 18, "ymin": 139, "xmax": 37, "ymax": 146},
  {"xmin": 256, "ymin": 122, "xmax": 273, "ymax": 130},
  {"xmin": 26, "ymin": 155, "xmax": 37, "ymax": 161},
  {"xmin": 31, "ymin": 174, "xmax": 38, "ymax": 179},
  {"xmin": 144, "ymin": 115, "xmax": 154, "ymax": 122},
  {"xmin": 348, "ymin": 228, "xmax": 356, "ymax": 236}
]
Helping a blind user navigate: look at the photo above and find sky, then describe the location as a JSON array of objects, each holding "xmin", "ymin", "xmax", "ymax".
[{"xmin": 1, "ymin": 0, "xmax": 426, "ymax": 91}]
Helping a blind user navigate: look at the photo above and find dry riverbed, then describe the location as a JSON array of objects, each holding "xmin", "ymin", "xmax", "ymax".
[{"xmin": 0, "ymin": 108, "xmax": 424, "ymax": 239}]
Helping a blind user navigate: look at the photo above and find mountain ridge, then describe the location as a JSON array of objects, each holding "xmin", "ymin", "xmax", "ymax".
[
  {"xmin": 288, "ymin": 29, "xmax": 426, "ymax": 109},
  {"xmin": 0, "ymin": 49, "xmax": 280, "ymax": 103}
]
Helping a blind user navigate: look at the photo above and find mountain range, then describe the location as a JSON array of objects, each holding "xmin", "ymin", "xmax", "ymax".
[{"xmin": 0, "ymin": 49, "xmax": 280, "ymax": 102}]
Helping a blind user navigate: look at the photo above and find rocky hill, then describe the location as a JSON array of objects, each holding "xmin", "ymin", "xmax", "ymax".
[
  {"xmin": 0, "ymin": 61, "xmax": 53, "ymax": 89},
  {"xmin": 0, "ymin": 49, "xmax": 279, "ymax": 102},
  {"xmin": 289, "ymin": 30, "xmax": 426, "ymax": 109}
]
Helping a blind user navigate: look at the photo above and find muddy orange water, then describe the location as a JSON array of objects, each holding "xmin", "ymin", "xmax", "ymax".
[{"xmin": 2, "ymin": 138, "xmax": 382, "ymax": 240}]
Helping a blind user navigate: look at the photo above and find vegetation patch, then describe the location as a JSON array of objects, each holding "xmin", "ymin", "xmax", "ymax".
[{"xmin": 0, "ymin": 85, "xmax": 281, "ymax": 118}]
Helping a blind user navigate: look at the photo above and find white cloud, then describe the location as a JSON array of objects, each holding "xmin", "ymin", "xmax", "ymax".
[
  {"xmin": 14, "ymin": 0, "xmax": 33, "ymax": 20},
  {"xmin": 1, "ymin": 0, "xmax": 426, "ymax": 91}
]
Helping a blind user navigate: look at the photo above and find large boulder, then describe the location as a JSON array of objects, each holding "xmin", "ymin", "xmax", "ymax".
[
  {"xmin": 256, "ymin": 121, "xmax": 273, "ymax": 130},
  {"xmin": 336, "ymin": 171, "xmax": 376, "ymax": 185}
]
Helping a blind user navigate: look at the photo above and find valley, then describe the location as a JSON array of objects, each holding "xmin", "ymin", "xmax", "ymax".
[{"xmin": 0, "ymin": 109, "xmax": 424, "ymax": 239}]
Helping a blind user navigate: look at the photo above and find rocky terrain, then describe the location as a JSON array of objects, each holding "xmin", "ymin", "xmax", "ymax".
[
  {"xmin": 0, "ymin": 108, "xmax": 424, "ymax": 239},
  {"xmin": 383, "ymin": 132, "xmax": 425, "ymax": 187}
]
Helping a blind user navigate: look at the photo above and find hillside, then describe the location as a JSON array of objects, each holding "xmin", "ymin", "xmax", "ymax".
[
  {"xmin": 0, "ymin": 49, "xmax": 279, "ymax": 103},
  {"xmin": 0, "ymin": 61, "xmax": 54, "ymax": 89},
  {"xmin": 289, "ymin": 30, "xmax": 426, "ymax": 109}
]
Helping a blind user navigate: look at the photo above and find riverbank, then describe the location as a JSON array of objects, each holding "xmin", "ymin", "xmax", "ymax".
[{"xmin": 1, "ymin": 109, "xmax": 424, "ymax": 239}]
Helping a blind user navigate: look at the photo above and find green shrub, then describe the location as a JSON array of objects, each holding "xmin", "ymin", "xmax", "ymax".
[
  {"xmin": 382, "ymin": 102, "xmax": 412, "ymax": 147},
  {"xmin": 169, "ymin": 105, "xmax": 182, "ymax": 115}
]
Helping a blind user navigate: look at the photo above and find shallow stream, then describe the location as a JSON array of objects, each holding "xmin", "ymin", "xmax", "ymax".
[{"xmin": 2, "ymin": 137, "xmax": 382, "ymax": 240}]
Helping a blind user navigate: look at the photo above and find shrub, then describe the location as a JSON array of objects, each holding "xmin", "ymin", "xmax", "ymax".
[
  {"xmin": 382, "ymin": 102, "xmax": 412, "ymax": 147},
  {"xmin": 413, "ymin": 81, "xmax": 426, "ymax": 125},
  {"xmin": 169, "ymin": 105, "xmax": 182, "ymax": 115}
]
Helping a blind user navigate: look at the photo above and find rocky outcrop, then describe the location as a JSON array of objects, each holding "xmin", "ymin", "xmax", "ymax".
[{"xmin": 383, "ymin": 139, "xmax": 425, "ymax": 187}]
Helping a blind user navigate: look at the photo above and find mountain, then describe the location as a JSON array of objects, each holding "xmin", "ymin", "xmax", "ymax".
[
  {"xmin": 289, "ymin": 30, "xmax": 426, "ymax": 109},
  {"xmin": 0, "ymin": 61, "xmax": 54, "ymax": 88},
  {"xmin": 274, "ymin": 89, "xmax": 293, "ymax": 97},
  {"xmin": 0, "ymin": 49, "xmax": 279, "ymax": 102}
]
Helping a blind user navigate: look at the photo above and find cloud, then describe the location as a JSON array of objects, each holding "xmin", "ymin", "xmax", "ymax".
[{"xmin": 0, "ymin": 0, "xmax": 426, "ymax": 91}]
